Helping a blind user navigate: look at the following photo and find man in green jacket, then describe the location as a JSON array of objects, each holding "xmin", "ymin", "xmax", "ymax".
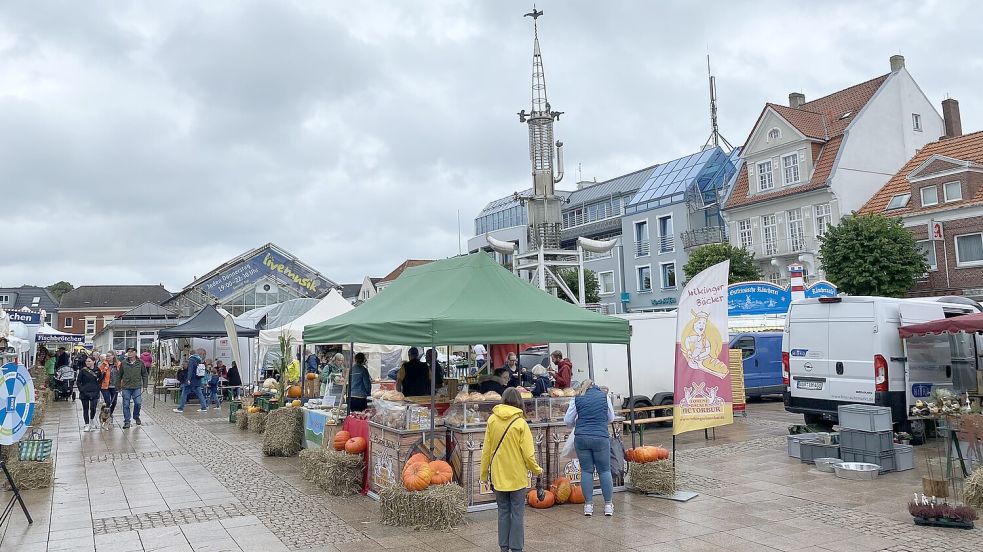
[{"xmin": 119, "ymin": 347, "xmax": 148, "ymax": 429}]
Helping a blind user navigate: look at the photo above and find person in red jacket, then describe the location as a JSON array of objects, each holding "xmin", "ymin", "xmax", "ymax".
[
  {"xmin": 140, "ymin": 349, "xmax": 153, "ymax": 369},
  {"xmin": 550, "ymin": 350, "xmax": 573, "ymax": 388}
]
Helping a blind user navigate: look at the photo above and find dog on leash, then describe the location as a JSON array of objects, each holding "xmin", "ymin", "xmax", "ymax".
[{"xmin": 99, "ymin": 405, "xmax": 112, "ymax": 430}]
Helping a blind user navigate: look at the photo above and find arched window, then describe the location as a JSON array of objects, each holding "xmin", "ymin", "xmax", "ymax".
[{"xmin": 768, "ymin": 128, "xmax": 781, "ymax": 141}]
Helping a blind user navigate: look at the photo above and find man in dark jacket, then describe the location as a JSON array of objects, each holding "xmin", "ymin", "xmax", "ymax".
[
  {"xmin": 119, "ymin": 347, "xmax": 149, "ymax": 429},
  {"xmin": 478, "ymin": 368, "xmax": 509, "ymax": 395},
  {"xmin": 174, "ymin": 348, "xmax": 208, "ymax": 414},
  {"xmin": 396, "ymin": 347, "xmax": 432, "ymax": 397}
]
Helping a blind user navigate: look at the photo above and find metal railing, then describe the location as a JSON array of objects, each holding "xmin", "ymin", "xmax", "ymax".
[
  {"xmin": 584, "ymin": 303, "xmax": 611, "ymax": 315},
  {"xmin": 657, "ymin": 235, "xmax": 674, "ymax": 253},
  {"xmin": 681, "ymin": 227, "xmax": 727, "ymax": 249},
  {"xmin": 634, "ymin": 240, "xmax": 650, "ymax": 257}
]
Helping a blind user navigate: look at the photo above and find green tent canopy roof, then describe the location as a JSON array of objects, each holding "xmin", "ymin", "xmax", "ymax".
[{"xmin": 302, "ymin": 253, "xmax": 629, "ymax": 346}]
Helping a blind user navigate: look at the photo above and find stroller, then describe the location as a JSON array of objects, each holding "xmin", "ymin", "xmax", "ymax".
[{"xmin": 52, "ymin": 365, "xmax": 76, "ymax": 401}]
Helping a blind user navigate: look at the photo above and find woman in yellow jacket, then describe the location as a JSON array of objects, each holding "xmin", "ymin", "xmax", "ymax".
[{"xmin": 480, "ymin": 388, "xmax": 543, "ymax": 552}]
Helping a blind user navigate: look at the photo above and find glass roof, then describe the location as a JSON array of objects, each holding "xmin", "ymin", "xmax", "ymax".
[{"xmin": 625, "ymin": 146, "xmax": 740, "ymax": 214}]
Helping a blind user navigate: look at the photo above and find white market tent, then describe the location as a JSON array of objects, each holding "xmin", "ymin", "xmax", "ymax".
[{"xmin": 258, "ymin": 290, "xmax": 352, "ymax": 347}]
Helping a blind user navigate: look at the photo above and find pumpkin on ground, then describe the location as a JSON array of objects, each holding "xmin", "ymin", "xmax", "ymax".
[
  {"xmin": 333, "ymin": 431, "xmax": 351, "ymax": 451},
  {"xmin": 305, "ymin": 372, "xmax": 317, "ymax": 381},
  {"xmin": 403, "ymin": 462, "xmax": 433, "ymax": 491},
  {"xmin": 568, "ymin": 484, "xmax": 585, "ymax": 504},
  {"xmin": 286, "ymin": 385, "xmax": 302, "ymax": 399},
  {"xmin": 428, "ymin": 460, "xmax": 453, "ymax": 485},
  {"xmin": 527, "ymin": 489, "xmax": 555, "ymax": 509},
  {"xmin": 344, "ymin": 436, "xmax": 367, "ymax": 455},
  {"xmin": 550, "ymin": 477, "xmax": 572, "ymax": 504}
]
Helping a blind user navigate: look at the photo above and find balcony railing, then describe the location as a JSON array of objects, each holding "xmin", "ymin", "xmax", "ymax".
[
  {"xmin": 634, "ymin": 240, "xmax": 650, "ymax": 258},
  {"xmin": 681, "ymin": 227, "xmax": 727, "ymax": 249},
  {"xmin": 657, "ymin": 235, "xmax": 675, "ymax": 253},
  {"xmin": 750, "ymin": 235, "xmax": 817, "ymax": 258},
  {"xmin": 584, "ymin": 303, "xmax": 611, "ymax": 315}
]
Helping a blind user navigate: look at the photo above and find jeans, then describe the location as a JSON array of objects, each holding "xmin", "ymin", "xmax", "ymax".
[
  {"xmin": 208, "ymin": 384, "xmax": 220, "ymax": 406},
  {"xmin": 494, "ymin": 488, "xmax": 526, "ymax": 552},
  {"xmin": 575, "ymin": 435, "xmax": 613, "ymax": 503},
  {"xmin": 177, "ymin": 382, "xmax": 208, "ymax": 411},
  {"xmin": 121, "ymin": 388, "xmax": 143, "ymax": 423},
  {"xmin": 80, "ymin": 397, "xmax": 97, "ymax": 424},
  {"xmin": 100, "ymin": 389, "xmax": 118, "ymax": 415}
]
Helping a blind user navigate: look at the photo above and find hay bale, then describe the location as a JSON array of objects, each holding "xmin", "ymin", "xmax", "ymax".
[
  {"xmin": 262, "ymin": 408, "xmax": 304, "ymax": 457},
  {"xmin": 311, "ymin": 450, "xmax": 363, "ymax": 496},
  {"xmin": 299, "ymin": 448, "xmax": 328, "ymax": 481},
  {"xmin": 31, "ymin": 389, "xmax": 52, "ymax": 426},
  {"xmin": 247, "ymin": 411, "xmax": 267, "ymax": 433},
  {"xmin": 965, "ymin": 468, "xmax": 983, "ymax": 509},
  {"xmin": 235, "ymin": 409, "xmax": 249, "ymax": 430},
  {"xmin": 379, "ymin": 483, "xmax": 466, "ymax": 530},
  {"xmin": 627, "ymin": 460, "xmax": 675, "ymax": 496},
  {"xmin": 0, "ymin": 446, "xmax": 53, "ymax": 490}
]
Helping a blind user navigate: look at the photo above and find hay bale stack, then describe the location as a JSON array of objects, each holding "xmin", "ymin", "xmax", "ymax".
[
  {"xmin": 0, "ymin": 446, "xmax": 54, "ymax": 490},
  {"xmin": 310, "ymin": 450, "xmax": 363, "ymax": 496},
  {"xmin": 262, "ymin": 407, "xmax": 304, "ymax": 457},
  {"xmin": 965, "ymin": 468, "xmax": 983, "ymax": 509},
  {"xmin": 247, "ymin": 411, "xmax": 267, "ymax": 433},
  {"xmin": 235, "ymin": 409, "xmax": 249, "ymax": 430},
  {"xmin": 379, "ymin": 483, "xmax": 466, "ymax": 530},
  {"xmin": 299, "ymin": 448, "xmax": 328, "ymax": 481},
  {"xmin": 627, "ymin": 460, "xmax": 675, "ymax": 496},
  {"xmin": 32, "ymin": 389, "xmax": 53, "ymax": 426}
]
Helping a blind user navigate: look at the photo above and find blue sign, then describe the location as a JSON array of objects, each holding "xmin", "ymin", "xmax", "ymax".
[
  {"xmin": 0, "ymin": 362, "xmax": 35, "ymax": 445},
  {"xmin": 199, "ymin": 247, "xmax": 333, "ymax": 302},
  {"xmin": 620, "ymin": 292, "xmax": 630, "ymax": 303},
  {"xmin": 911, "ymin": 384, "xmax": 933, "ymax": 398},
  {"xmin": 728, "ymin": 280, "xmax": 838, "ymax": 316},
  {"xmin": 6, "ymin": 311, "xmax": 41, "ymax": 325}
]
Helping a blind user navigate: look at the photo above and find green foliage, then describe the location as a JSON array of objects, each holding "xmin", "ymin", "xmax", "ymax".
[
  {"xmin": 45, "ymin": 281, "xmax": 74, "ymax": 301},
  {"xmin": 558, "ymin": 268, "xmax": 600, "ymax": 304},
  {"xmin": 276, "ymin": 333, "xmax": 293, "ymax": 404},
  {"xmin": 683, "ymin": 243, "xmax": 762, "ymax": 284},
  {"xmin": 819, "ymin": 213, "xmax": 927, "ymax": 297}
]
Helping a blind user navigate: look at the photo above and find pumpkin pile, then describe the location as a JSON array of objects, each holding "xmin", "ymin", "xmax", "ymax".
[
  {"xmin": 262, "ymin": 407, "xmax": 305, "ymax": 457},
  {"xmin": 626, "ymin": 445, "xmax": 675, "ymax": 496},
  {"xmin": 332, "ymin": 431, "xmax": 368, "ymax": 456},
  {"xmin": 625, "ymin": 445, "xmax": 670, "ymax": 463},
  {"xmin": 401, "ymin": 453, "xmax": 454, "ymax": 491},
  {"xmin": 524, "ymin": 477, "xmax": 586, "ymax": 508}
]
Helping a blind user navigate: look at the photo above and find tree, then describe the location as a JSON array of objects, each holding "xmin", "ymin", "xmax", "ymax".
[
  {"xmin": 46, "ymin": 281, "xmax": 74, "ymax": 301},
  {"xmin": 819, "ymin": 213, "xmax": 927, "ymax": 297},
  {"xmin": 683, "ymin": 243, "xmax": 762, "ymax": 284},
  {"xmin": 557, "ymin": 268, "xmax": 600, "ymax": 304}
]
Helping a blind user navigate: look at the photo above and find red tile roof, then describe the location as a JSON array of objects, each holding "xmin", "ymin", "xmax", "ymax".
[
  {"xmin": 380, "ymin": 260, "xmax": 434, "ymax": 283},
  {"xmin": 726, "ymin": 74, "xmax": 889, "ymax": 210},
  {"xmin": 859, "ymin": 131, "xmax": 983, "ymax": 216}
]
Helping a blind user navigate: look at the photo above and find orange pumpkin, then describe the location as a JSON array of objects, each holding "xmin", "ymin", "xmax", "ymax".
[
  {"xmin": 568, "ymin": 484, "xmax": 585, "ymax": 504},
  {"xmin": 527, "ymin": 489, "xmax": 555, "ymax": 509},
  {"xmin": 286, "ymin": 385, "xmax": 302, "ymax": 398},
  {"xmin": 406, "ymin": 452, "xmax": 429, "ymax": 467},
  {"xmin": 305, "ymin": 372, "xmax": 317, "ymax": 381},
  {"xmin": 402, "ymin": 462, "xmax": 433, "ymax": 491},
  {"xmin": 625, "ymin": 448, "xmax": 636, "ymax": 462},
  {"xmin": 428, "ymin": 460, "xmax": 453, "ymax": 485},
  {"xmin": 551, "ymin": 477, "xmax": 572, "ymax": 504},
  {"xmin": 344, "ymin": 436, "xmax": 367, "ymax": 454},
  {"xmin": 333, "ymin": 431, "xmax": 351, "ymax": 451}
]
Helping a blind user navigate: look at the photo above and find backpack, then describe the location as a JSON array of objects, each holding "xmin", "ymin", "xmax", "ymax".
[{"xmin": 193, "ymin": 356, "xmax": 206, "ymax": 378}]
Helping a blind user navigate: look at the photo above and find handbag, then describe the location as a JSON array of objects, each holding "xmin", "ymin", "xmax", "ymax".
[
  {"xmin": 488, "ymin": 418, "xmax": 519, "ymax": 491},
  {"xmin": 560, "ymin": 429, "xmax": 577, "ymax": 459},
  {"xmin": 19, "ymin": 429, "xmax": 53, "ymax": 462}
]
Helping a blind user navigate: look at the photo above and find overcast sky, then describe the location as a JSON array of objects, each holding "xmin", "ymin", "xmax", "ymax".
[{"xmin": 2, "ymin": 0, "xmax": 981, "ymax": 291}]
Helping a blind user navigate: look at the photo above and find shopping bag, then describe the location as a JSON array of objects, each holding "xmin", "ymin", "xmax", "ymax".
[
  {"xmin": 560, "ymin": 429, "xmax": 577, "ymax": 459},
  {"xmin": 19, "ymin": 429, "xmax": 53, "ymax": 462}
]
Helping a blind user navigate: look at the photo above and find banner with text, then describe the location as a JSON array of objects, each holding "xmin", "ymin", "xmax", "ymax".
[{"xmin": 673, "ymin": 260, "xmax": 733, "ymax": 435}]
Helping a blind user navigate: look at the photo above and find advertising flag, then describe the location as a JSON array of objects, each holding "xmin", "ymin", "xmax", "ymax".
[{"xmin": 673, "ymin": 260, "xmax": 733, "ymax": 435}]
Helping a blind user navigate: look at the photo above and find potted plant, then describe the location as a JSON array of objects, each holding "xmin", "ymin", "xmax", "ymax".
[
  {"xmin": 894, "ymin": 431, "xmax": 912, "ymax": 445},
  {"xmin": 908, "ymin": 496, "xmax": 978, "ymax": 529}
]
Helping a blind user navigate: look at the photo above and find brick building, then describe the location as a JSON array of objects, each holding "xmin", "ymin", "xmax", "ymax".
[
  {"xmin": 58, "ymin": 285, "xmax": 173, "ymax": 342},
  {"xmin": 859, "ymin": 99, "xmax": 983, "ymax": 300}
]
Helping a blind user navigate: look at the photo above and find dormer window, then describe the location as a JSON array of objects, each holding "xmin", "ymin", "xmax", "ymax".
[
  {"xmin": 768, "ymin": 128, "xmax": 781, "ymax": 141},
  {"xmin": 920, "ymin": 186, "xmax": 938, "ymax": 207},
  {"xmin": 944, "ymin": 181, "xmax": 962, "ymax": 202},
  {"xmin": 782, "ymin": 154, "xmax": 800, "ymax": 185},
  {"xmin": 886, "ymin": 193, "xmax": 910, "ymax": 210},
  {"xmin": 757, "ymin": 161, "xmax": 774, "ymax": 191}
]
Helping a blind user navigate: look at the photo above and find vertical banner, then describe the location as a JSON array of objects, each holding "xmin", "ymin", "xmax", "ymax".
[{"xmin": 673, "ymin": 260, "xmax": 733, "ymax": 435}]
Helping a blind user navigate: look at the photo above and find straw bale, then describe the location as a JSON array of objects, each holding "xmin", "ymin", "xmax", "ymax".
[
  {"xmin": 262, "ymin": 407, "xmax": 304, "ymax": 457},
  {"xmin": 627, "ymin": 460, "xmax": 675, "ymax": 496},
  {"xmin": 379, "ymin": 483, "xmax": 466, "ymax": 530},
  {"xmin": 247, "ymin": 411, "xmax": 267, "ymax": 433}
]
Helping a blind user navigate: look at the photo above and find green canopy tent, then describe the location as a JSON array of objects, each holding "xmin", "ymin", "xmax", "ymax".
[{"xmin": 302, "ymin": 252, "xmax": 640, "ymax": 447}]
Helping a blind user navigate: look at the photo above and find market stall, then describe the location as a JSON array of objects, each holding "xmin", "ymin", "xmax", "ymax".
[{"xmin": 303, "ymin": 253, "xmax": 632, "ymax": 510}]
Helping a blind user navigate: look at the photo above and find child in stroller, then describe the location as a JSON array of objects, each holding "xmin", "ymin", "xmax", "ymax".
[{"xmin": 52, "ymin": 364, "xmax": 76, "ymax": 401}]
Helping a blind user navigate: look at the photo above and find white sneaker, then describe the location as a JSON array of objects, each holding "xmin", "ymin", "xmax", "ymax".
[
  {"xmin": 83, "ymin": 424, "xmax": 90, "ymax": 432},
  {"xmin": 172, "ymin": 408, "xmax": 184, "ymax": 413},
  {"xmin": 584, "ymin": 504, "xmax": 593, "ymax": 516},
  {"xmin": 604, "ymin": 503, "xmax": 614, "ymax": 516}
]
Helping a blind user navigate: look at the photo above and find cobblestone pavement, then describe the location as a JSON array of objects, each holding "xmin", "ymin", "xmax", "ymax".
[{"xmin": 1, "ymin": 396, "xmax": 981, "ymax": 551}]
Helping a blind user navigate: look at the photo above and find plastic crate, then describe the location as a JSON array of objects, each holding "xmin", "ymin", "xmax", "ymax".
[
  {"xmin": 787, "ymin": 433, "xmax": 823, "ymax": 458},
  {"xmin": 839, "ymin": 428, "xmax": 894, "ymax": 453},
  {"xmin": 799, "ymin": 441, "xmax": 840, "ymax": 464},
  {"xmin": 228, "ymin": 400, "xmax": 242, "ymax": 423},
  {"xmin": 894, "ymin": 444, "xmax": 914, "ymax": 471},
  {"xmin": 837, "ymin": 404, "xmax": 893, "ymax": 432},
  {"xmin": 840, "ymin": 447, "xmax": 896, "ymax": 473}
]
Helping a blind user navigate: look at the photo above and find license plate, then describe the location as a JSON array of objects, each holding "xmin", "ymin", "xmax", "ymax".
[{"xmin": 796, "ymin": 380, "xmax": 824, "ymax": 391}]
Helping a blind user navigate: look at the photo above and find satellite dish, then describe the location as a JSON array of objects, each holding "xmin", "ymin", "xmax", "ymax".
[
  {"xmin": 577, "ymin": 236, "xmax": 618, "ymax": 254},
  {"xmin": 486, "ymin": 234, "xmax": 517, "ymax": 255}
]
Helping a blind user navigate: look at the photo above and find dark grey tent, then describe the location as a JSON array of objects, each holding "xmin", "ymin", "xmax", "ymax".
[{"xmin": 157, "ymin": 304, "xmax": 259, "ymax": 339}]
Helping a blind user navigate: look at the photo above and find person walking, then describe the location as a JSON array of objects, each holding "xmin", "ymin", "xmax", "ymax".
[
  {"xmin": 99, "ymin": 350, "xmax": 121, "ymax": 422},
  {"xmin": 140, "ymin": 348, "xmax": 153, "ymax": 369},
  {"xmin": 563, "ymin": 379, "xmax": 616, "ymax": 516},
  {"xmin": 207, "ymin": 362, "xmax": 221, "ymax": 407},
  {"xmin": 174, "ymin": 348, "xmax": 208, "ymax": 414},
  {"xmin": 77, "ymin": 357, "xmax": 102, "ymax": 432},
  {"xmin": 227, "ymin": 361, "xmax": 242, "ymax": 399},
  {"xmin": 119, "ymin": 347, "xmax": 149, "ymax": 429},
  {"xmin": 480, "ymin": 387, "xmax": 543, "ymax": 552},
  {"xmin": 347, "ymin": 352, "xmax": 372, "ymax": 412}
]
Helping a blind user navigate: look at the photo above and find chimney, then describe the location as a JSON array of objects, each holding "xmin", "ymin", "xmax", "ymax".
[
  {"xmin": 890, "ymin": 55, "xmax": 905, "ymax": 72},
  {"xmin": 789, "ymin": 92, "xmax": 805, "ymax": 109},
  {"xmin": 942, "ymin": 98, "xmax": 962, "ymax": 138}
]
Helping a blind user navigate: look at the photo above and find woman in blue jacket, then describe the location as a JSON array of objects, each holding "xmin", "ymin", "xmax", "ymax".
[
  {"xmin": 348, "ymin": 353, "xmax": 372, "ymax": 411},
  {"xmin": 564, "ymin": 379, "xmax": 616, "ymax": 517}
]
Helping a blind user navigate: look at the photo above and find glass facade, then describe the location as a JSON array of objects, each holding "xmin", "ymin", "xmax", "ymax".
[
  {"xmin": 626, "ymin": 147, "xmax": 739, "ymax": 215},
  {"xmin": 474, "ymin": 200, "xmax": 528, "ymax": 235},
  {"xmin": 562, "ymin": 196, "xmax": 623, "ymax": 229}
]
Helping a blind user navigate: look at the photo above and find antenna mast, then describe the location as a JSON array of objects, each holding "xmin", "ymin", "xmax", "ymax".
[{"xmin": 703, "ymin": 55, "xmax": 734, "ymax": 152}]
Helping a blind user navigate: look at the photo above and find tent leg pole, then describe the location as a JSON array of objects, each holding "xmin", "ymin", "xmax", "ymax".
[
  {"xmin": 672, "ymin": 434, "xmax": 676, "ymax": 469},
  {"xmin": 626, "ymin": 342, "xmax": 636, "ymax": 450},
  {"xmin": 429, "ymin": 341, "xmax": 436, "ymax": 452}
]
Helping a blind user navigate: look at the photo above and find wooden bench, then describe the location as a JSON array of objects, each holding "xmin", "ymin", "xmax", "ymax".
[{"xmin": 617, "ymin": 405, "xmax": 673, "ymax": 446}]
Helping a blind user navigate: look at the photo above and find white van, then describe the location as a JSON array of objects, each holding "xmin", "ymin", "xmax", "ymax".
[{"xmin": 782, "ymin": 296, "xmax": 978, "ymax": 427}]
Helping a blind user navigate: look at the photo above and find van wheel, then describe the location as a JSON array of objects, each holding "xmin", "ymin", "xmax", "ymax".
[
  {"xmin": 657, "ymin": 398, "xmax": 674, "ymax": 427},
  {"xmin": 803, "ymin": 413, "xmax": 833, "ymax": 431}
]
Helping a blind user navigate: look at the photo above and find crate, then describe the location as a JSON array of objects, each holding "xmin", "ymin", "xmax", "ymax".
[
  {"xmin": 839, "ymin": 428, "xmax": 894, "ymax": 453},
  {"xmin": 837, "ymin": 404, "xmax": 893, "ymax": 432},
  {"xmin": 367, "ymin": 422, "xmax": 444, "ymax": 497},
  {"xmin": 894, "ymin": 444, "xmax": 914, "ymax": 471},
  {"xmin": 228, "ymin": 400, "xmax": 242, "ymax": 423},
  {"xmin": 840, "ymin": 448, "xmax": 896, "ymax": 473},
  {"xmin": 787, "ymin": 433, "xmax": 824, "ymax": 458},
  {"xmin": 799, "ymin": 441, "xmax": 840, "ymax": 464}
]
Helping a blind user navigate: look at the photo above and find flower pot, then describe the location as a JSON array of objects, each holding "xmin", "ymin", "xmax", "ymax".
[{"xmin": 912, "ymin": 516, "xmax": 974, "ymax": 529}]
